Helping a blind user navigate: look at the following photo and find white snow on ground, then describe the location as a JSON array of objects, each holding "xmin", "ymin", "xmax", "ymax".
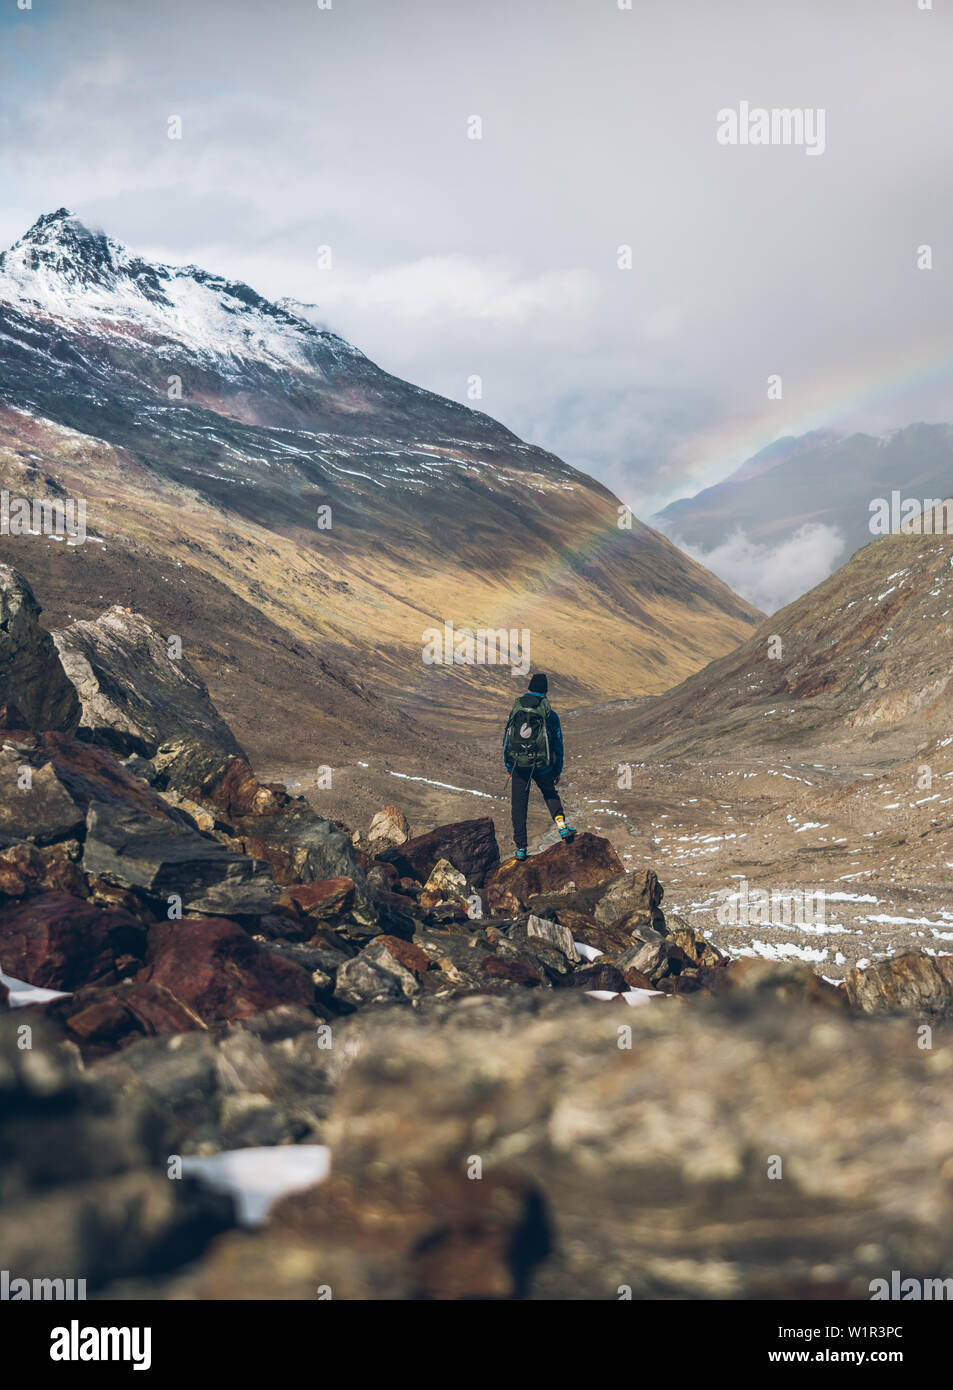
[
  {"xmin": 388, "ymin": 771, "xmax": 495, "ymax": 798},
  {"xmin": 736, "ymin": 941, "xmax": 829, "ymax": 963},
  {"xmin": 0, "ymin": 968, "xmax": 70, "ymax": 1007},
  {"xmin": 180, "ymin": 1146, "xmax": 331, "ymax": 1226},
  {"xmin": 861, "ymin": 913, "xmax": 953, "ymax": 928},
  {"xmin": 574, "ymin": 942, "xmax": 603, "ymax": 962},
  {"xmin": 585, "ymin": 988, "xmax": 664, "ymax": 1006}
]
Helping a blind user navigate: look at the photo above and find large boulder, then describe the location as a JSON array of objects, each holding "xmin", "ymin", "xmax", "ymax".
[
  {"xmin": 52, "ymin": 607, "xmax": 243, "ymax": 760},
  {"xmin": 137, "ymin": 917, "xmax": 315, "ymax": 1025},
  {"xmin": 483, "ymin": 832, "xmax": 624, "ymax": 914},
  {"xmin": 376, "ymin": 817, "xmax": 500, "ymax": 888},
  {"xmin": 0, "ymin": 891, "xmax": 145, "ymax": 990},
  {"xmin": 845, "ymin": 952, "xmax": 953, "ymax": 1018},
  {"xmin": 83, "ymin": 800, "xmax": 280, "ymax": 916},
  {"xmin": 0, "ymin": 564, "xmax": 79, "ymax": 734}
]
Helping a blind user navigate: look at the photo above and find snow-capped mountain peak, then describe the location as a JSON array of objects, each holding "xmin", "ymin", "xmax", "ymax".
[{"xmin": 0, "ymin": 208, "xmax": 360, "ymax": 371}]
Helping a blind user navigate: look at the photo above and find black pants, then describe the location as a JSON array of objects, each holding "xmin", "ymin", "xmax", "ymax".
[{"xmin": 510, "ymin": 767, "xmax": 564, "ymax": 847}]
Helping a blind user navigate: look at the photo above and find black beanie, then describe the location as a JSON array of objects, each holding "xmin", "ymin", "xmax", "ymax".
[{"xmin": 528, "ymin": 673, "xmax": 548, "ymax": 693}]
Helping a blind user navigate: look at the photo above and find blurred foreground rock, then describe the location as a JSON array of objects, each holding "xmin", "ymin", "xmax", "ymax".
[{"xmin": 134, "ymin": 989, "xmax": 953, "ymax": 1300}]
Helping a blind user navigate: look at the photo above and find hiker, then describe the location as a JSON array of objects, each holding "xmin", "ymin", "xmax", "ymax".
[{"xmin": 502, "ymin": 672, "xmax": 576, "ymax": 860}]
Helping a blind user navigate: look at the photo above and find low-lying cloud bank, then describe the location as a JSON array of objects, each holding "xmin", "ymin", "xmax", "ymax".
[{"xmin": 665, "ymin": 522, "xmax": 846, "ymax": 614}]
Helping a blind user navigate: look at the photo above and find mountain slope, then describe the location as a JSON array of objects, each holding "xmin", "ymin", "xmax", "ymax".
[
  {"xmin": 602, "ymin": 500, "xmax": 953, "ymax": 764},
  {"xmin": 0, "ymin": 209, "xmax": 758, "ymax": 766}
]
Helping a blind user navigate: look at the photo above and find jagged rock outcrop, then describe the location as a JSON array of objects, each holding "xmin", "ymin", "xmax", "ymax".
[
  {"xmin": 376, "ymin": 816, "xmax": 500, "ymax": 888},
  {"xmin": 52, "ymin": 607, "xmax": 243, "ymax": 760},
  {"xmin": 82, "ymin": 799, "xmax": 280, "ymax": 917},
  {"xmin": 0, "ymin": 564, "xmax": 79, "ymax": 734}
]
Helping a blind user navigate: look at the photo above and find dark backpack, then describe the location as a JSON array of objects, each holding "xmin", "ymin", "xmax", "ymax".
[{"xmin": 504, "ymin": 695, "xmax": 552, "ymax": 771}]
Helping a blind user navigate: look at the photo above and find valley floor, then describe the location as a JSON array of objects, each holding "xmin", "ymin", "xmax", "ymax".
[{"xmin": 263, "ymin": 704, "xmax": 953, "ymax": 984}]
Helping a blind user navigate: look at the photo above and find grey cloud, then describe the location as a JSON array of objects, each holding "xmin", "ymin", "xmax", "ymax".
[{"xmin": 1, "ymin": 0, "xmax": 951, "ymax": 514}]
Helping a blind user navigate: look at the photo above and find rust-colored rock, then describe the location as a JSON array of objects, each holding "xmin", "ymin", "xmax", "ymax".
[
  {"xmin": 279, "ymin": 877, "xmax": 355, "ymax": 922},
  {"xmin": 480, "ymin": 955, "xmax": 542, "ymax": 986},
  {"xmin": 36, "ymin": 732, "xmax": 179, "ymax": 820},
  {"xmin": 138, "ymin": 916, "xmax": 315, "ymax": 1024},
  {"xmin": 38, "ymin": 854, "xmax": 88, "ymax": 899},
  {"xmin": 191, "ymin": 1168, "xmax": 549, "ymax": 1300},
  {"xmin": 0, "ymin": 891, "xmax": 146, "ymax": 990},
  {"xmin": 371, "ymin": 934, "xmax": 431, "ymax": 980},
  {"xmin": 195, "ymin": 756, "xmax": 288, "ymax": 820},
  {"xmin": 54, "ymin": 979, "xmax": 206, "ymax": 1044},
  {"xmin": 551, "ymin": 908, "xmax": 634, "ymax": 955},
  {"xmin": 483, "ymin": 833, "xmax": 624, "ymax": 913},
  {"xmin": 557, "ymin": 961, "xmax": 627, "ymax": 993},
  {"xmin": 621, "ymin": 963, "xmax": 657, "ymax": 990},
  {"xmin": 0, "ymin": 844, "xmax": 43, "ymax": 898}
]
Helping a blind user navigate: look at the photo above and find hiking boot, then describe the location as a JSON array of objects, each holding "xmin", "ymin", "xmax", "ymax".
[
  {"xmin": 554, "ymin": 815, "xmax": 576, "ymax": 843},
  {"xmin": 515, "ymin": 846, "xmax": 528, "ymax": 861}
]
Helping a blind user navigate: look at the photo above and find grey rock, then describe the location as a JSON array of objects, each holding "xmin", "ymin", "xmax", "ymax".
[
  {"xmin": 0, "ymin": 563, "xmax": 79, "ymax": 733},
  {"xmin": 616, "ymin": 938, "xmax": 670, "ymax": 983},
  {"xmin": 82, "ymin": 799, "xmax": 279, "ymax": 914},
  {"xmin": 90, "ymin": 1012, "xmax": 334, "ymax": 1151},
  {"xmin": 52, "ymin": 606, "xmax": 243, "ymax": 760},
  {"xmin": 592, "ymin": 867, "xmax": 666, "ymax": 930},
  {"xmin": 0, "ymin": 747, "xmax": 85, "ymax": 847},
  {"xmin": 334, "ymin": 950, "xmax": 418, "ymax": 1008},
  {"xmin": 524, "ymin": 914, "xmax": 578, "ymax": 962},
  {"xmin": 846, "ymin": 951, "xmax": 953, "ymax": 1018}
]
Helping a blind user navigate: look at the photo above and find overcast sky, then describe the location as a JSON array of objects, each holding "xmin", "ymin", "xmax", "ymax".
[{"xmin": 2, "ymin": 0, "xmax": 952, "ymax": 527}]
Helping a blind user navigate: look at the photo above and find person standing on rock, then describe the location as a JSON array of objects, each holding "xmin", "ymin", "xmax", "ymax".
[{"xmin": 503, "ymin": 672, "xmax": 576, "ymax": 860}]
